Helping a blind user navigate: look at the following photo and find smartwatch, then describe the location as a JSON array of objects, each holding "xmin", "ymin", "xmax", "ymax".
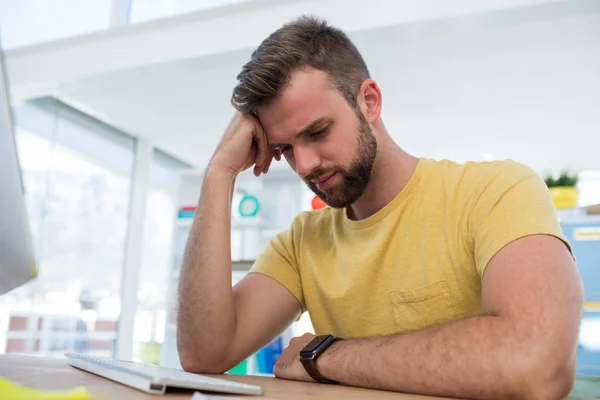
[{"xmin": 299, "ymin": 334, "xmax": 340, "ymax": 384}]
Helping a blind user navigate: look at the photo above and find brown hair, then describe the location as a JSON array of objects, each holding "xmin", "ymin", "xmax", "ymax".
[{"xmin": 231, "ymin": 15, "xmax": 371, "ymax": 114}]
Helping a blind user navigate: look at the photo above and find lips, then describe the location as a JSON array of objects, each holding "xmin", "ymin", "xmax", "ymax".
[
  {"xmin": 314, "ymin": 172, "xmax": 337, "ymax": 190},
  {"xmin": 313, "ymin": 172, "xmax": 335, "ymax": 184}
]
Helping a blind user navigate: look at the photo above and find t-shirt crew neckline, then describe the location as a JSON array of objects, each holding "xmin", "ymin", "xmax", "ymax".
[{"xmin": 340, "ymin": 158, "xmax": 429, "ymax": 231}]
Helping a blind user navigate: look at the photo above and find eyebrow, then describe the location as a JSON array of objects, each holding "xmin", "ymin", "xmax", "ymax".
[{"xmin": 270, "ymin": 117, "xmax": 331, "ymax": 149}]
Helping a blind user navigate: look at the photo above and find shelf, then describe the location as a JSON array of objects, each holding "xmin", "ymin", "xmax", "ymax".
[
  {"xmin": 172, "ymin": 260, "xmax": 254, "ymax": 279},
  {"xmin": 232, "ymin": 260, "xmax": 255, "ymax": 270},
  {"xmin": 6, "ymin": 332, "xmax": 116, "ymax": 340},
  {"xmin": 176, "ymin": 218, "xmax": 192, "ymax": 228},
  {"xmin": 163, "ymin": 169, "xmax": 307, "ymax": 371},
  {"xmin": 176, "ymin": 217, "xmax": 275, "ymax": 229}
]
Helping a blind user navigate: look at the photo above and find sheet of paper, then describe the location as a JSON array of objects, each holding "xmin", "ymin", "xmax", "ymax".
[{"xmin": 0, "ymin": 377, "xmax": 92, "ymax": 400}]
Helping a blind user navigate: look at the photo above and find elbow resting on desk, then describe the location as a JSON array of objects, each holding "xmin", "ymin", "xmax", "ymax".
[
  {"xmin": 179, "ymin": 352, "xmax": 235, "ymax": 375},
  {"xmin": 177, "ymin": 330, "xmax": 240, "ymax": 374}
]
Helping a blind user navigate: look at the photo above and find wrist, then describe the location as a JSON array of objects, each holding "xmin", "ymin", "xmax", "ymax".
[
  {"xmin": 201, "ymin": 161, "xmax": 238, "ymax": 207},
  {"xmin": 205, "ymin": 159, "xmax": 238, "ymax": 182},
  {"xmin": 315, "ymin": 339, "xmax": 342, "ymax": 383},
  {"xmin": 300, "ymin": 335, "xmax": 341, "ymax": 384}
]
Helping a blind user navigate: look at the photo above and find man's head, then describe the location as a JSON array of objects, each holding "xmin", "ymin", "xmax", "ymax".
[{"xmin": 231, "ymin": 16, "xmax": 382, "ymax": 208}]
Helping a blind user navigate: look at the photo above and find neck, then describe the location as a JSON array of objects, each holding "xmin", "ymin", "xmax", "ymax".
[{"xmin": 347, "ymin": 127, "xmax": 419, "ymax": 221}]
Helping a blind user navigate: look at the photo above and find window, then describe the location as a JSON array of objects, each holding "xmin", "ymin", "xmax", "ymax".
[
  {"xmin": 133, "ymin": 149, "xmax": 191, "ymax": 364},
  {"xmin": 0, "ymin": 0, "xmax": 111, "ymax": 49},
  {"xmin": 129, "ymin": 0, "xmax": 249, "ymax": 23},
  {"xmin": 0, "ymin": 99, "xmax": 134, "ymax": 357},
  {"xmin": 578, "ymin": 171, "xmax": 600, "ymax": 207}
]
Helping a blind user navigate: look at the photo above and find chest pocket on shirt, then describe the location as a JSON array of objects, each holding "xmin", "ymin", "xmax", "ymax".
[{"xmin": 390, "ymin": 281, "xmax": 460, "ymax": 332}]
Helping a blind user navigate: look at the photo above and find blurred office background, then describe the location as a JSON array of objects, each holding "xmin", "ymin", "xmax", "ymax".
[{"xmin": 0, "ymin": 0, "xmax": 599, "ymax": 389}]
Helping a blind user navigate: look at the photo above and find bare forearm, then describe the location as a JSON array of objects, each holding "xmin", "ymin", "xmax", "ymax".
[
  {"xmin": 177, "ymin": 165, "xmax": 237, "ymax": 371},
  {"xmin": 318, "ymin": 316, "xmax": 572, "ymax": 399}
]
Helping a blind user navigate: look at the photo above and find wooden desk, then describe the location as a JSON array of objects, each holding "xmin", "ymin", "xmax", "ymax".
[
  {"xmin": 0, "ymin": 355, "xmax": 590, "ymax": 400},
  {"xmin": 0, "ymin": 355, "xmax": 438, "ymax": 399}
]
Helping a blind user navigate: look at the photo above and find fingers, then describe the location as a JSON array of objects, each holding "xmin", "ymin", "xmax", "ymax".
[
  {"xmin": 245, "ymin": 114, "xmax": 281, "ymax": 176},
  {"xmin": 253, "ymin": 160, "xmax": 264, "ymax": 176},
  {"xmin": 253, "ymin": 121, "xmax": 269, "ymax": 169},
  {"xmin": 263, "ymin": 152, "xmax": 273, "ymax": 174},
  {"xmin": 254, "ymin": 151, "xmax": 273, "ymax": 176},
  {"xmin": 252, "ymin": 119, "xmax": 281, "ymax": 176}
]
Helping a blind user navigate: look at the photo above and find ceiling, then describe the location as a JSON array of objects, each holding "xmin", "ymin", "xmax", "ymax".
[{"xmin": 53, "ymin": 1, "xmax": 600, "ymax": 173}]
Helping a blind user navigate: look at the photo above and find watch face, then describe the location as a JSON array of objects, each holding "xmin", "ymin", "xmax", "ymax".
[{"xmin": 300, "ymin": 335, "xmax": 334, "ymax": 358}]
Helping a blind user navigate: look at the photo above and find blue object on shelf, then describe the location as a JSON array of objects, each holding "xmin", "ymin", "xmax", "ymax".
[
  {"xmin": 561, "ymin": 217, "xmax": 600, "ymax": 375},
  {"xmin": 577, "ymin": 310, "xmax": 600, "ymax": 376},
  {"xmin": 178, "ymin": 210, "xmax": 195, "ymax": 219},
  {"xmin": 561, "ymin": 218, "xmax": 600, "ymax": 302},
  {"xmin": 256, "ymin": 336, "xmax": 283, "ymax": 374}
]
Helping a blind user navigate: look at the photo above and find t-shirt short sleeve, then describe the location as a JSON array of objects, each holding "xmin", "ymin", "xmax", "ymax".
[
  {"xmin": 249, "ymin": 219, "xmax": 305, "ymax": 311},
  {"xmin": 469, "ymin": 161, "xmax": 572, "ymax": 278}
]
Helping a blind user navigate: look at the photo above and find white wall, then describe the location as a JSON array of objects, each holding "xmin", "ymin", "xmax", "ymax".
[
  {"xmin": 360, "ymin": 12, "xmax": 600, "ymax": 172},
  {"xmin": 5, "ymin": 0, "xmax": 569, "ymax": 100},
  {"xmin": 52, "ymin": 9, "xmax": 600, "ymax": 173}
]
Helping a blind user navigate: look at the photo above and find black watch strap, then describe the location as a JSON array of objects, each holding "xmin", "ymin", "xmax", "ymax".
[
  {"xmin": 300, "ymin": 356, "xmax": 338, "ymax": 384},
  {"xmin": 299, "ymin": 335, "xmax": 340, "ymax": 384}
]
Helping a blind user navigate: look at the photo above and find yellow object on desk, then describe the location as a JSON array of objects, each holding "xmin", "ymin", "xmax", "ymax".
[{"xmin": 0, "ymin": 377, "xmax": 93, "ymax": 400}]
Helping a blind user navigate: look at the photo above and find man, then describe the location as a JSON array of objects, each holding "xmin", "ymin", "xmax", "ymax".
[{"xmin": 177, "ymin": 16, "xmax": 583, "ymax": 399}]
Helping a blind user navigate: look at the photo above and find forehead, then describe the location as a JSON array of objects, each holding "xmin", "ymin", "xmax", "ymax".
[{"xmin": 257, "ymin": 69, "xmax": 346, "ymax": 141}]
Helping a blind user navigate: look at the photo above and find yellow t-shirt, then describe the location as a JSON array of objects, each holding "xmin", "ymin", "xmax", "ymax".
[{"xmin": 250, "ymin": 158, "xmax": 570, "ymax": 339}]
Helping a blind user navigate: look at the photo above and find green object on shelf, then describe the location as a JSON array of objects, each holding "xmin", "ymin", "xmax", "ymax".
[
  {"xmin": 238, "ymin": 195, "xmax": 260, "ymax": 217},
  {"xmin": 228, "ymin": 359, "xmax": 248, "ymax": 375}
]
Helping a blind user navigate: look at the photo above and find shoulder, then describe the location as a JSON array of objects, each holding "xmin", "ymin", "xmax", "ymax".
[
  {"xmin": 430, "ymin": 158, "xmax": 536, "ymax": 180},
  {"xmin": 468, "ymin": 160, "xmax": 542, "ymax": 201},
  {"xmin": 467, "ymin": 159, "xmax": 537, "ymax": 184},
  {"xmin": 273, "ymin": 206, "xmax": 338, "ymax": 251},
  {"xmin": 288, "ymin": 207, "xmax": 336, "ymax": 234},
  {"xmin": 427, "ymin": 158, "xmax": 540, "ymax": 194}
]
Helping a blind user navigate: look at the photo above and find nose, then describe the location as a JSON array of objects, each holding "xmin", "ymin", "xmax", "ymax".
[{"xmin": 293, "ymin": 146, "xmax": 321, "ymax": 179}]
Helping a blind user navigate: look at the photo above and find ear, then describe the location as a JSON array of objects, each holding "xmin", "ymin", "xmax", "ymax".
[{"xmin": 357, "ymin": 79, "xmax": 382, "ymax": 123}]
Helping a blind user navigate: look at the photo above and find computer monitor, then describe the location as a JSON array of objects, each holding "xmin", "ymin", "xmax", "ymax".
[{"xmin": 0, "ymin": 37, "xmax": 37, "ymax": 295}]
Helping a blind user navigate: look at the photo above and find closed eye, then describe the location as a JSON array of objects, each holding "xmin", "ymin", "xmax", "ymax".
[
  {"xmin": 280, "ymin": 145, "xmax": 293, "ymax": 154},
  {"xmin": 310, "ymin": 127, "xmax": 329, "ymax": 139}
]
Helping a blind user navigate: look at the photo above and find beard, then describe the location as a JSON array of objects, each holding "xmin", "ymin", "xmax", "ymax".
[{"xmin": 305, "ymin": 110, "xmax": 377, "ymax": 208}]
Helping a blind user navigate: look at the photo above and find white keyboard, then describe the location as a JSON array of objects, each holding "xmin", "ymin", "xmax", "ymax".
[{"xmin": 64, "ymin": 352, "xmax": 263, "ymax": 395}]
